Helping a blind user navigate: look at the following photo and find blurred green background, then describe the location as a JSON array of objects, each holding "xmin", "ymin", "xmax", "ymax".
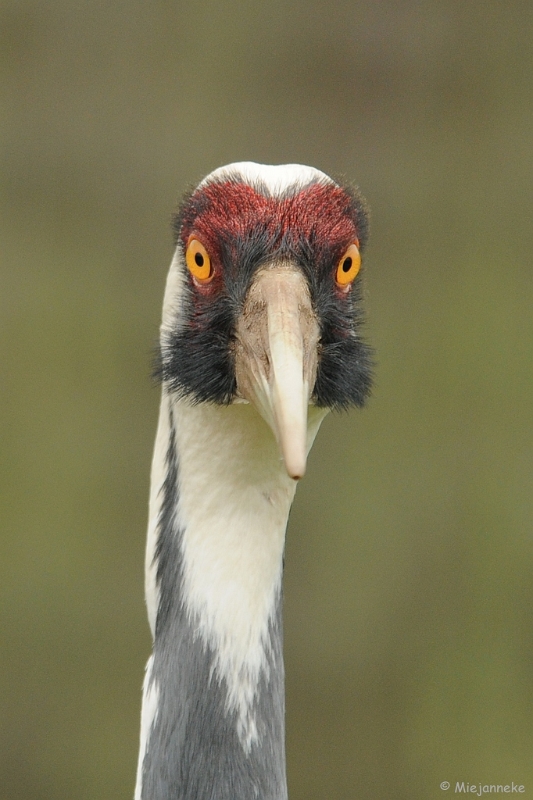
[{"xmin": 2, "ymin": 2, "xmax": 532, "ymax": 798}]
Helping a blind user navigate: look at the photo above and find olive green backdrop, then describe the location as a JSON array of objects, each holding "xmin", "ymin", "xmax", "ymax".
[{"xmin": 2, "ymin": 2, "xmax": 532, "ymax": 798}]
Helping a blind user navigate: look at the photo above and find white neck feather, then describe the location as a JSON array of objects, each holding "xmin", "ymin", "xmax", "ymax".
[
  {"xmin": 176, "ymin": 398, "xmax": 295, "ymax": 745},
  {"xmin": 145, "ymin": 391, "xmax": 327, "ymax": 748}
]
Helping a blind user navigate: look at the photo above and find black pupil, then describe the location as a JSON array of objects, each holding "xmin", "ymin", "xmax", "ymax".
[
  {"xmin": 342, "ymin": 257, "xmax": 352, "ymax": 272},
  {"xmin": 194, "ymin": 252, "xmax": 204, "ymax": 267}
]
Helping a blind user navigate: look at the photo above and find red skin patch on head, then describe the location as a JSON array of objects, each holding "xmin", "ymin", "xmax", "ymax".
[{"xmin": 180, "ymin": 181, "xmax": 359, "ymax": 262}]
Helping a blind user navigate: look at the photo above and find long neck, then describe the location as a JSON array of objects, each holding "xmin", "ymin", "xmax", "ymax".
[{"xmin": 136, "ymin": 393, "xmax": 326, "ymax": 800}]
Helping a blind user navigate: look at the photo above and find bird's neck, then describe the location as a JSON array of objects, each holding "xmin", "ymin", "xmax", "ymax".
[{"xmin": 137, "ymin": 392, "xmax": 326, "ymax": 800}]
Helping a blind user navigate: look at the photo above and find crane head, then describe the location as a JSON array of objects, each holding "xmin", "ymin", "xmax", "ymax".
[{"xmin": 157, "ymin": 162, "xmax": 373, "ymax": 479}]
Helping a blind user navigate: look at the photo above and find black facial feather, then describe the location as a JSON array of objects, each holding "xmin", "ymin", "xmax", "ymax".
[
  {"xmin": 294, "ymin": 233, "xmax": 374, "ymax": 409},
  {"xmin": 156, "ymin": 283, "xmax": 237, "ymax": 405}
]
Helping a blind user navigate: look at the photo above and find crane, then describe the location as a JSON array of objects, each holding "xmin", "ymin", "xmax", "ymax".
[{"xmin": 134, "ymin": 162, "xmax": 372, "ymax": 800}]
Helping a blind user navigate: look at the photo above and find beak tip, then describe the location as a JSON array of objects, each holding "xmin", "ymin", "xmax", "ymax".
[{"xmin": 284, "ymin": 455, "xmax": 307, "ymax": 482}]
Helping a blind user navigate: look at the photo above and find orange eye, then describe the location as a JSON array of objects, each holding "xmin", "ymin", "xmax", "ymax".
[
  {"xmin": 335, "ymin": 243, "xmax": 361, "ymax": 288},
  {"xmin": 185, "ymin": 238, "xmax": 213, "ymax": 283}
]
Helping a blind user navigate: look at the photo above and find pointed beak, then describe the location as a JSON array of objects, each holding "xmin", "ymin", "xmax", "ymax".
[{"xmin": 234, "ymin": 263, "xmax": 320, "ymax": 480}]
